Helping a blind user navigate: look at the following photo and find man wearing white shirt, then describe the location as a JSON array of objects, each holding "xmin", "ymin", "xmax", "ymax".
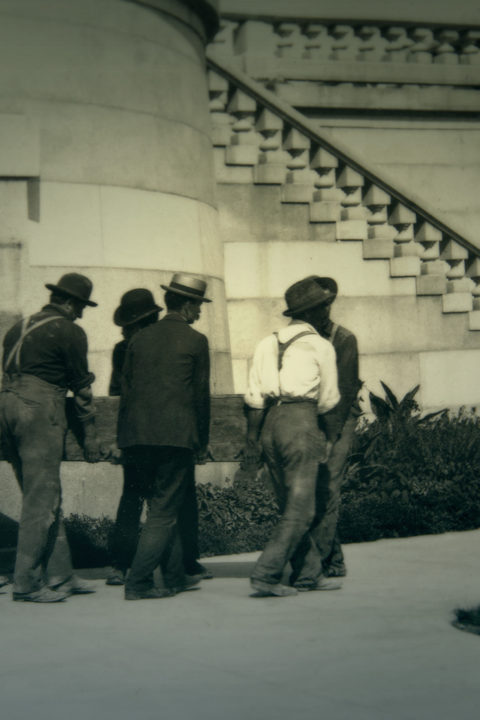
[{"xmin": 244, "ymin": 276, "xmax": 341, "ymax": 597}]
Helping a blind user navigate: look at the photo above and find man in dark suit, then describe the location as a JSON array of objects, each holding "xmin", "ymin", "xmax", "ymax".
[{"xmin": 118, "ymin": 273, "xmax": 211, "ymax": 600}]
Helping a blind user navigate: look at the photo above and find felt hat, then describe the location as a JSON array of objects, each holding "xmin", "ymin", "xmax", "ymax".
[
  {"xmin": 113, "ymin": 289, "xmax": 162, "ymax": 327},
  {"xmin": 314, "ymin": 276, "xmax": 338, "ymax": 298},
  {"xmin": 160, "ymin": 273, "xmax": 211, "ymax": 302},
  {"xmin": 283, "ymin": 275, "xmax": 336, "ymax": 317},
  {"xmin": 45, "ymin": 273, "xmax": 97, "ymax": 307}
]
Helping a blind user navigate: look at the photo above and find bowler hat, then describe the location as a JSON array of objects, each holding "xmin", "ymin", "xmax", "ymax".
[
  {"xmin": 45, "ymin": 273, "xmax": 97, "ymax": 307},
  {"xmin": 161, "ymin": 273, "xmax": 212, "ymax": 303},
  {"xmin": 283, "ymin": 276, "xmax": 335, "ymax": 317},
  {"xmin": 114, "ymin": 289, "xmax": 162, "ymax": 327},
  {"xmin": 314, "ymin": 276, "xmax": 338, "ymax": 298}
]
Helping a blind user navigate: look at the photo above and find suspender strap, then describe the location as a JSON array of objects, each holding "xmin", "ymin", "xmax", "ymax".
[
  {"xmin": 273, "ymin": 329, "xmax": 317, "ymax": 371},
  {"xmin": 4, "ymin": 315, "xmax": 59, "ymax": 372}
]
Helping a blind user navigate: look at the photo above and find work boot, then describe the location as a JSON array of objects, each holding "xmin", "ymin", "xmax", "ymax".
[
  {"xmin": 125, "ymin": 587, "xmax": 174, "ymax": 601},
  {"xmin": 13, "ymin": 587, "xmax": 68, "ymax": 603},
  {"xmin": 250, "ymin": 579, "xmax": 298, "ymax": 597},
  {"xmin": 185, "ymin": 561, "xmax": 213, "ymax": 580},
  {"xmin": 295, "ymin": 576, "xmax": 342, "ymax": 591},
  {"xmin": 106, "ymin": 568, "xmax": 126, "ymax": 586},
  {"xmin": 51, "ymin": 576, "xmax": 96, "ymax": 596},
  {"xmin": 170, "ymin": 576, "xmax": 202, "ymax": 595}
]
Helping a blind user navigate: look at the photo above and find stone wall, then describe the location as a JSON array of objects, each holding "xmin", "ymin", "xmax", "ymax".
[{"xmin": 0, "ymin": 0, "xmax": 232, "ymax": 395}]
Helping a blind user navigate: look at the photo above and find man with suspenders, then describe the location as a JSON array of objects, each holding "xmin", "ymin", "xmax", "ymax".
[
  {"xmin": 291, "ymin": 276, "xmax": 362, "ymax": 581},
  {"xmin": 243, "ymin": 276, "xmax": 341, "ymax": 597},
  {"xmin": 0, "ymin": 273, "xmax": 102, "ymax": 602}
]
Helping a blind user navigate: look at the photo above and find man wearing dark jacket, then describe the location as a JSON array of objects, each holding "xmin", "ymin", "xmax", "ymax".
[
  {"xmin": 118, "ymin": 273, "xmax": 211, "ymax": 600},
  {"xmin": 0, "ymin": 273, "xmax": 102, "ymax": 602}
]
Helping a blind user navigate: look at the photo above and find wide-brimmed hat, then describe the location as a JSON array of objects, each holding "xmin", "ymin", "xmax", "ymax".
[
  {"xmin": 160, "ymin": 273, "xmax": 212, "ymax": 303},
  {"xmin": 45, "ymin": 273, "xmax": 97, "ymax": 307},
  {"xmin": 113, "ymin": 288, "xmax": 162, "ymax": 327},
  {"xmin": 283, "ymin": 275, "xmax": 336, "ymax": 317}
]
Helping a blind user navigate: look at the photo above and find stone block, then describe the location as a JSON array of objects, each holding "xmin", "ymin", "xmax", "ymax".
[
  {"xmin": 214, "ymin": 150, "xmax": 254, "ymax": 183},
  {"xmin": 416, "ymin": 275, "xmax": 447, "ymax": 296},
  {"xmin": 225, "ymin": 145, "xmax": 259, "ymax": 166},
  {"xmin": 418, "ymin": 242, "xmax": 440, "ymax": 260},
  {"xmin": 389, "ymin": 205, "xmax": 416, "ymax": 225},
  {"xmin": 467, "ymin": 258, "xmax": 480, "ymax": 278},
  {"xmin": 447, "ymin": 278, "xmax": 475, "ymax": 293},
  {"xmin": 256, "ymin": 109, "xmax": 283, "ymax": 132},
  {"xmin": 390, "ymin": 256, "xmax": 421, "ymax": 277},
  {"xmin": 468, "ymin": 311, "xmax": 480, "ymax": 330},
  {"xmin": 442, "ymin": 293, "xmax": 473, "ymax": 313},
  {"xmin": 336, "ymin": 220, "xmax": 368, "ymax": 241},
  {"xmin": 254, "ymin": 163, "xmax": 287, "ymax": 185},
  {"xmin": 281, "ymin": 184, "xmax": 314, "ymax": 203},
  {"xmin": 441, "ymin": 240, "xmax": 469, "ymax": 261},
  {"xmin": 415, "ymin": 223, "xmax": 443, "ymax": 243},
  {"xmin": 394, "ymin": 241, "xmax": 422, "ymax": 257},
  {"xmin": 366, "ymin": 207, "xmax": 388, "ymax": 224},
  {"xmin": 337, "ymin": 167, "xmax": 364, "ymax": 188},
  {"xmin": 234, "ymin": 20, "xmax": 276, "ymax": 56},
  {"xmin": 363, "ymin": 185, "xmax": 391, "ymax": 206},
  {"xmin": 362, "ymin": 238, "xmax": 394, "ymax": 259},
  {"xmin": 227, "ymin": 90, "xmax": 256, "ymax": 114},
  {"xmin": 421, "ymin": 260, "xmax": 449, "ymax": 275},
  {"xmin": 368, "ymin": 225, "xmax": 396, "ymax": 240},
  {"xmin": 211, "ymin": 124, "xmax": 232, "ymax": 147},
  {"xmin": 446, "ymin": 260, "xmax": 466, "ymax": 279},
  {"xmin": 283, "ymin": 129, "xmax": 310, "ymax": 151},
  {"xmin": 419, "ymin": 349, "xmax": 480, "ymax": 407},
  {"xmin": 310, "ymin": 223, "xmax": 337, "ymax": 243},
  {"xmin": 0, "ymin": 114, "xmax": 39, "ymax": 177},
  {"xmin": 310, "ymin": 148, "xmax": 338, "ymax": 169},
  {"xmin": 309, "ymin": 202, "xmax": 341, "ymax": 223},
  {"xmin": 340, "ymin": 207, "xmax": 365, "ymax": 221}
]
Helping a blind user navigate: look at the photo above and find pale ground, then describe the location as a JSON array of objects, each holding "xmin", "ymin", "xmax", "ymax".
[{"xmin": 0, "ymin": 530, "xmax": 479, "ymax": 720}]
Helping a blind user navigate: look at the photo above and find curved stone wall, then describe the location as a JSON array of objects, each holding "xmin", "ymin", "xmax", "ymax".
[{"xmin": 0, "ymin": 0, "xmax": 232, "ymax": 393}]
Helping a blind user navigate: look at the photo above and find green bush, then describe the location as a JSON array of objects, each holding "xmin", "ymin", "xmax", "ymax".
[{"xmin": 339, "ymin": 385, "xmax": 480, "ymax": 542}]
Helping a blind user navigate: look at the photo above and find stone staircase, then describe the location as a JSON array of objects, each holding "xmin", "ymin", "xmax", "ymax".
[{"xmin": 207, "ymin": 55, "xmax": 480, "ymax": 331}]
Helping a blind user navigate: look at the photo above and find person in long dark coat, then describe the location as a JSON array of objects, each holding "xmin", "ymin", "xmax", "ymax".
[
  {"xmin": 118, "ymin": 273, "xmax": 212, "ymax": 600},
  {"xmin": 106, "ymin": 288, "xmax": 212, "ymax": 585}
]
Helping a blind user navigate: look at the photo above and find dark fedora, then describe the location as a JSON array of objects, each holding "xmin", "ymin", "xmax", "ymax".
[
  {"xmin": 114, "ymin": 289, "xmax": 162, "ymax": 327},
  {"xmin": 283, "ymin": 275, "xmax": 336, "ymax": 317},
  {"xmin": 45, "ymin": 273, "xmax": 98, "ymax": 307},
  {"xmin": 160, "ymin": 273, "xmax": 212, "ymax": 303}
]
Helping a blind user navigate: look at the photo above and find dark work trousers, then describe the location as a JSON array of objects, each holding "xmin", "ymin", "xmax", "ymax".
[
  {"xmin": 109, "ymin": 462, "xmax": 199, "ymax": 574},
  {"xmin": 251, "ymin": 402, "xmax": 327, "ymax": 587},
  {"xmin": 0, "ymin": 374, "xmax": 74, "ymax": 595},
  {"xmin": 291, "ymin": 412, "xmax": 357, "ymax": 580},
  {"xmin": 125, "ymin": 446, "xmax": 193, "ymax": 593}
]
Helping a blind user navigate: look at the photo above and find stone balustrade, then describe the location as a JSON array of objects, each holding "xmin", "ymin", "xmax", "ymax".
[
  {"xmin": 209, "ymin": 18, "xmax": 480, "ymax": 88},
  {"xmin": 208, "ymin": 61, "xmax": 480, "ymax": 330}
]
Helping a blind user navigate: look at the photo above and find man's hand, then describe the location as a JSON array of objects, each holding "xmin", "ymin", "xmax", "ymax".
[
  {"xmin": 82, "ymin": 420, "xmax": 102, "ymax": 463},
  {"xmin": 83, "ymin": 435, "xmax": 103, "ymax": 463},
  {"xmin": 195, "ymin": 445, "xmax": 215, "ymax": 464},
  {"xmin": 237, "ymin": 438, "xmax": 263, "ymax": 471}
]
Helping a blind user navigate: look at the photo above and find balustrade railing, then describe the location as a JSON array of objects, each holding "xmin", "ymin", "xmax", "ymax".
[{"xmin": 209, "ymin": 18, "xmax": 480, "ymax": 86}]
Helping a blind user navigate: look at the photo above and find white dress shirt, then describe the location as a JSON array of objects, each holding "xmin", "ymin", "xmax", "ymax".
[{"xmin": 244, "ymin": 321, "xmax": 340, "ymax": 414}]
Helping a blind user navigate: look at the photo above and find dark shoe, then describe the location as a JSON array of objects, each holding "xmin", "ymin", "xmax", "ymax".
[
  {"xmin": 324, "ymin": 565, "xmax": 346, "ymax": 578},
  {"xmin": 295, "ymin": 576, "xmax": 342, "ymax": 592},
  {"xmin": 170, "ymin": 576, "xmax": 202, "ymax": 595},
  {"xmin": 185, "ymin": 562, "xmax": 213, "ymax": 580},
  {"xmin": 52, "ymin": 577, "xmax": 96, "ymax": 596},
  {"xmin": 0, "ymin": 575, "xmax": 10, "ymax": 593},
  {"xmin": 125, "ymin": 587, "xmax": 174, "ymax": 601},
  {"xmin": 13, "ymin": 587, "xmax": 68, "ymax": 603},
  {"xmin": 251, "ymin": 579, "xmax": 298, "ymax": 597},
  {"xmin": 106, "ymin": 569, "xmax": 126, "ymax": 586},
  {"xmin": 452, "ymin": 607, "xmax": 480, "ymax": 636}
]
